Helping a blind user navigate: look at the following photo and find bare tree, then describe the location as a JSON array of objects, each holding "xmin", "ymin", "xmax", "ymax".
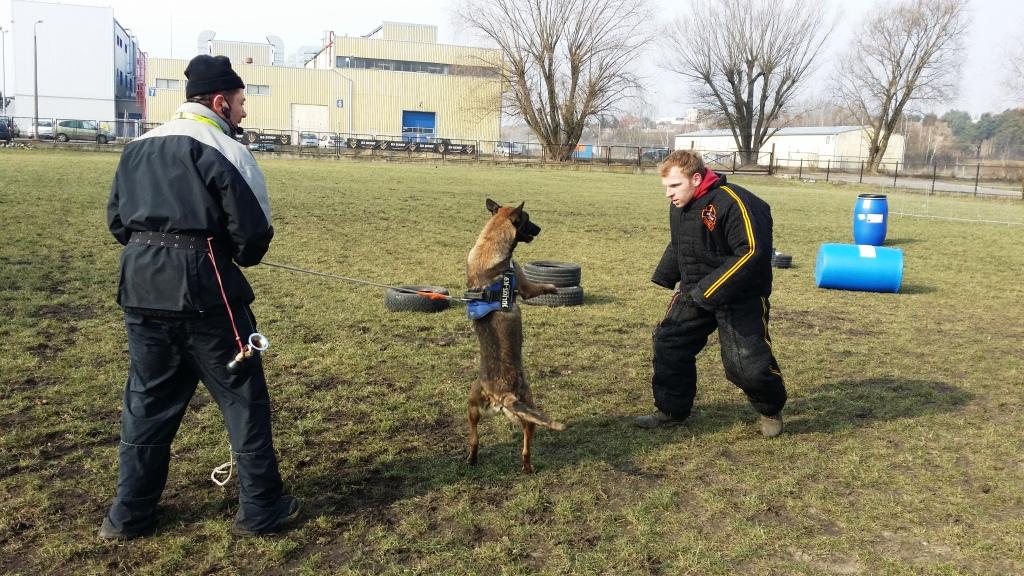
[
  {"xmin": 663, "ymin": 0, "xmax": 834, "ymax": 164},
  {"xmin": 1006, "ymin": 31, "xmax": 1024, "ymax": 103},
  {"xmin": 456, "ymin": 0, "xmax": 654, "ymax": 161},
  {"xmin": 834, "ymin": 0, "xmax": 969, "ymax": 172}
]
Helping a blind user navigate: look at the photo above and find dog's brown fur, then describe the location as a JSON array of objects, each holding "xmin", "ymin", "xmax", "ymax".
[{"xmin": 466, "ymin": 199, "xmax": 565, "ymax": 474}]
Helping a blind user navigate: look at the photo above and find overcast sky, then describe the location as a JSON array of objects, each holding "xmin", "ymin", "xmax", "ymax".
[{"xmin": 2, "ymin": 0, "xmax": 1022, "ymax": 118}]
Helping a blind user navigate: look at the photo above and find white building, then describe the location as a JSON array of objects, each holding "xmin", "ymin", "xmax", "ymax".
[
  {"xmin": 10, "ymin": 0, "xmax": 143, "ymax": 127},
  {"xmin": 675, "ymin": 126, "xmax": 906, "ymax": 169}
]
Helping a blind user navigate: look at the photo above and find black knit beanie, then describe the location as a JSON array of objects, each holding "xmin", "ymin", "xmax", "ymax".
[{"xmin": 184, "ymin": 55, "xmax": 245, "ymax": 98}]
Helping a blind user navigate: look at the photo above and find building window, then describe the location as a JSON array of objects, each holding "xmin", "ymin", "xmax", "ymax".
[
  {"xmin": 246, "ymin": 84, "xmax": 271, "ymax": 96},
  {"xmin": 337, "ymin": 56, "xmax": 474, "ymax": 76},
  {"xmin": 155, "ymin": 78, "xmax": 181, "ymax": 90}
]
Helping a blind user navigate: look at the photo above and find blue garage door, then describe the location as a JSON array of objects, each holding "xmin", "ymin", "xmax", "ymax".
[{"xmin": 402, "ymin": 111, "xmax": 436, "ymax": 142}]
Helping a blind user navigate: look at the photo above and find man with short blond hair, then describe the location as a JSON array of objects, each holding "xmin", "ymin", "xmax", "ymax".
[{"xmin": 636, "ymin": 149, "xmax": 787, "ymax": 436}]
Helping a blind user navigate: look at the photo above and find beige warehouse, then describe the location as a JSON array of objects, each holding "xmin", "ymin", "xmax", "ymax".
[
  {"xmin": 144, "ymin": 23, "xmax": 502, "ymax": 144},
  {"xmin": 675, "ymin": 126, "xmax": 906, "ymax": 170}
]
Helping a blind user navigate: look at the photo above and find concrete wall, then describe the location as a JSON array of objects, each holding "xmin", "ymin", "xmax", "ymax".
[{"xmin": 11, "ymin": 0, "xmax": 116, "ymax": 121}]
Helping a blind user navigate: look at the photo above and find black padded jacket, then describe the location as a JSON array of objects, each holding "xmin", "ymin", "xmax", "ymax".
[
  {"xmin": 651, "ymin": 175, "xmax": 774, "ymax": 309},
  {"xmin": 106, "ymin": 103, "xmax": 273, "ymax": 315}
]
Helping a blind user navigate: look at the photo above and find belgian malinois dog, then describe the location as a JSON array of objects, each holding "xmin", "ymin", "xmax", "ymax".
[{"xmin": 466, "ymin": 199, "xmax": 566, "ymax": 474}]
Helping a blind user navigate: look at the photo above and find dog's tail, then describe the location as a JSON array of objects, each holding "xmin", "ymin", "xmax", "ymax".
[{"xmin": 503, "ymin": 396, "xmax": 567, "ymax": 431}]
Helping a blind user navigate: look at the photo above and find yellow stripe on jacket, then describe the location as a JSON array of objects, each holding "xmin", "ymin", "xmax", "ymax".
[{"xmin": 703, "ymin": 185, "xmax": 755, "ymax": 299}]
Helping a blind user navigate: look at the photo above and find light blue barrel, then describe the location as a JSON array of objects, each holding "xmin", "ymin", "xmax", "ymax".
[
  {"xmin": 815, "ymin": 243, "xmax": 903, "ymax": 293},
  {"xmin": 852, "ymin": 193, "xmax": 888, "ymax": 246}
]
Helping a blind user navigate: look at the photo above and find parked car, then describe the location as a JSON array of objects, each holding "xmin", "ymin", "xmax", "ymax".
[
  {"xmin": 27, "ymin": 119, "xmax": 54, "ymax": 139},
  {"xmin": 248, "ymin": 141, "xmax": 275, "ymax": 152},
  {"xmin": 53, "ymin": 120, "xmax": 115, "ymax": 143},
  {"xmin": 642, "ymin": 147, "xmax": 671, "ymax": 162},
  {"xmin": 0, "ymin": 117, "xmax": 12, "ymax": 142},
  {"xmin": 495, "ymin": 141, "xmax": 525, "ymax": 156},
  {"xmin": 318, "ymin": 134, "xmax": 343, "ymax": 149},
  {"xmin": 298, "ymin": 132, "xmax": 318, "ymax": 147},
  {"xmin": 0, "ymin": 119, "xmax": 12, "ymax": 142},
  {"xmin": 4, "ymin": 119, "xmax": 20, "ymax": 138}
]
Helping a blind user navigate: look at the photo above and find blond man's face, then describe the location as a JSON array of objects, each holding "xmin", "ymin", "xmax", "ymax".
[{"xmin": 661, "ymin": 166, "xmax": 703, "ymax": 208}]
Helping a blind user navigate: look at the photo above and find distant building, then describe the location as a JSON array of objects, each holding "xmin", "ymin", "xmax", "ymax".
[
  {"xmin": 199, "ymin": 31, "xmax": 284, "ymax": 67},
  {"xmin": 145, "ymin": 22, "xmax": 502, "ymax": 145},
  {"xmin": 675, "ymin": 126, "xmax": 906, "ymax": 168},
  {"xmin": 10, "ymin": 0, "xmax": 144, "ymax": 127}
]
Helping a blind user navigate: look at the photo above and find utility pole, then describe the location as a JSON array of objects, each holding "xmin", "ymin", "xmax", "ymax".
[
  {"xmin": 33, "ymin": 20, "xmax": 44, "ymax": 138},
  {"xmin": 0, "ymin": 26, "xmax": 7, "ymax": 118}
]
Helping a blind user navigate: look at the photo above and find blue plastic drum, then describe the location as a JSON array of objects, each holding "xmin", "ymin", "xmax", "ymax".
[
  {"xmin": 815, "ymin": 243, "xmax": 903, "ymax": 293},
  {"xmin": 853, "ymin": 193, "xmax": 888, "ymax": 246}
]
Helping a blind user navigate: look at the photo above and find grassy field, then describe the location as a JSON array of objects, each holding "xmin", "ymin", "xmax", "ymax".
[{"xmin": 1, "ymin": 149, "xmax": 1022, "ymax": 575}]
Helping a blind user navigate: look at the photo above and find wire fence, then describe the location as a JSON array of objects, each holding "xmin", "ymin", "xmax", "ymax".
[
  {"xmin": 772, "ymin": 154, "xmax": 1024, "ymax": 199},
  {"xmin": 3, "ymin": 114, "xmax": 1022, "ymax": 200}
]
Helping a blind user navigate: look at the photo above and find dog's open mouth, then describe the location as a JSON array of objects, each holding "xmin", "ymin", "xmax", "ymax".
[{"xmin": 516, "ymin": 215, "xmax": 541, "ymax": 243}]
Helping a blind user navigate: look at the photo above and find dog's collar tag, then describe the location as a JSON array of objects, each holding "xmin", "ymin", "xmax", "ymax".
[{"xmin": 500, "ymin": 268, "xmax": 516, "ymax": 310}]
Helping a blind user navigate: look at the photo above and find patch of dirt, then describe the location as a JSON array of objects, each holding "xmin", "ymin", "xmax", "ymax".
[
  {"xmin": 773, "ymin": 308, "xmax": 879, "ymax": 338},
  {"xmin": 535, "ymin": 365, "xmax": 577, "ymax": 379},
  {"xmin": 32, "ymin": 303, "xmax": 99, "ymax": 321},
  {"xmin": 786, "ymin": 547, "xmax": 865, "ymax": 574},
  {"xmin": 305, "ymin": 374, "xmax": 355, "ymax": 393}
]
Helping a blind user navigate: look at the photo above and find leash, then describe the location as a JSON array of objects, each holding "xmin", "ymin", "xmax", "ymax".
[{"xmin": 260, "ymin": 261, "xmax": 472, "ymax": 303}]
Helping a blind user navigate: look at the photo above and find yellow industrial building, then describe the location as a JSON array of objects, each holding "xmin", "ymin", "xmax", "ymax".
[{"xmin": 144, "ymin": 23, "xmax": 502, "ymax": 145}]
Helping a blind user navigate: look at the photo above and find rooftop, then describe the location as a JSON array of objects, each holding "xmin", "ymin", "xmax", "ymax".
[{"xmin": 678, "ymin": 126, "xmax": 865, "ymax": 137}]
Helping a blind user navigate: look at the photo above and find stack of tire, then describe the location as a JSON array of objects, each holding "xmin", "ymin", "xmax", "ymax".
[
  {"xmin": 384, "ymin": 285, "xmax": 450, "ymax": 312},
  {"xmin": 771, "ymin": 249, "xmax": 792, "ymax": 269},
  {"xmin": 522, "ymin": 261, "xmax": 584, "ymax": 307}
]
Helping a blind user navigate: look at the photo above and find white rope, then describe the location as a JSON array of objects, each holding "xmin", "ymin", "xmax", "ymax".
[{"xmin": 211, "ymin": 445, "xmax": 234, "ymax": 487}]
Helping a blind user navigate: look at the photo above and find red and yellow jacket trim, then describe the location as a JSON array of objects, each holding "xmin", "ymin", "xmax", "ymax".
[{"xmin": 703, "ymin": 185, "xmax": 755, "ymax": 299}]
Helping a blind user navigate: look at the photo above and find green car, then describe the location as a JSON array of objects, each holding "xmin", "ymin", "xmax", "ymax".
[{"xmin": 54, "ymin": 120, "xmax": 115, "ymax": 144}]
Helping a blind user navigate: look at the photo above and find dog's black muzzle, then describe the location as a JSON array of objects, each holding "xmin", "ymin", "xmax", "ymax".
[{"xmin": 516, "ymin": 212, "xmax": 541, "ymax": 243}]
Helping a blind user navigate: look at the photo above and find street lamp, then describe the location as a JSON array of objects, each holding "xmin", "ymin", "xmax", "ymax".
[
  {"xmin": 0, "ymin": 25, "xmax": 7, "ymax": 119},
  {"xmin": 33, "ymin": 19, "xmax": 43, "ymax": 139}
]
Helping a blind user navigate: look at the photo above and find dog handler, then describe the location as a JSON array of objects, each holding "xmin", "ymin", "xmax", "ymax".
[
  {"xmin": 636, "ymin": 150, "xmax": 787, "ymax": 437},
  {"xmin": 101, "ymin": 55, "xmax": 299, "ymax": 539}
]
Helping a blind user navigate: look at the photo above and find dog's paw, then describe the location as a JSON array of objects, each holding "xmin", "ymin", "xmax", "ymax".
[{"xmin": 541, "ymin": 283, "xmax": 558, "ymax": 295}]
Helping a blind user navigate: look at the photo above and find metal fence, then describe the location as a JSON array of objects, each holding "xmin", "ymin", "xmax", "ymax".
[
  {"xmin": 2, "ymin": 115, "xmax": 145, "ymax": 143},
  {"xmin": 772, "ymin": 153, "xmax": 1024, "ymax": 199},
  {"xmin": 4, "ymin": 114, "xmax": 1022, "ymax": 200}
]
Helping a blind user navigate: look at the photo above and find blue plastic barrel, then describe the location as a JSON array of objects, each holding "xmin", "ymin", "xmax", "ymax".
[
  {"xmin": 853, "ymin": 193, "xmax": 888, "ymax": 246},
  {"xmin": 815, "ymin": 243, "xmax": 903, "ymax": 293}
]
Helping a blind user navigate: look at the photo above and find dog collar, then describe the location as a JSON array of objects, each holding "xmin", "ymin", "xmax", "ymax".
[{"xmin": 465, "ymin": 263, "xmax": 516, "ymax": 320}]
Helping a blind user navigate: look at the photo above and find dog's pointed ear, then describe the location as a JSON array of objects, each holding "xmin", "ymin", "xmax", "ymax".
[
  {"xmin": 512, "ymin": 202, "xmax": 525, "ymax": 215},
  {"xmin": 486, "ymin": 198, "xmax": 501, "ymax": 214}
]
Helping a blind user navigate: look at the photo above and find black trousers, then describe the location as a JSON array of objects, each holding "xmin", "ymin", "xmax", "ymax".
[
  {"xmin": 652, "ymin": 292, "xmax": 786, "ymax": 419},
  {"xmin": 104, "ymin": 309, "xmax": 285, "ymax": 534}
]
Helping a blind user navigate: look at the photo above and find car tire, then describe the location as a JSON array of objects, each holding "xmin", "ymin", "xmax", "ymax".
[
  {"xmin": 56, "ymin": 133, "xmax": 69, "ymax": 142},
  {"xmin": 523, "ymin": 261, "xmax": 582, "ymax": 287},
  {"xmin": 771, "ymin": 251, "xmax": 792, "ymax": 269},
  {"xmin": 384, "ymin": 285, "xmax": 451, "ymax": 313},
  {"xmin": 97, "ymin": 135, "xmax": 108, "ymax": 144},
  {"xmin": 522, "ymin": 285, "xmax": 584, "ymax": 307}
]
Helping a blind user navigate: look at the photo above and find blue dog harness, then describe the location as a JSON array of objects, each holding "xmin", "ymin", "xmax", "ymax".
[{"xmin": 465, "ymin": 263, "xmax": 517, "ymax": 320}]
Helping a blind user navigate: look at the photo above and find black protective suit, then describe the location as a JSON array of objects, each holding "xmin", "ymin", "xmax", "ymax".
[{"xmin": 650, "ymin": 174, "xmax": 786, "ymax": 419}]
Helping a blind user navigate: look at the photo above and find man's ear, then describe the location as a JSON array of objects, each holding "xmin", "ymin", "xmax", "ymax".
[
  {"xmin": 486, "ymin": 198, "xmax": 501, "ymax": 214},
  {"xmin": 692, "ymin": 171, "xmax": 704, "ymax": 187}
]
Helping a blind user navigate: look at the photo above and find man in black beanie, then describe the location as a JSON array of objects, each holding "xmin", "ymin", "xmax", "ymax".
[{"xmin": 102, "ymin": 54, "xmax": 299, "ymax": 539}]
